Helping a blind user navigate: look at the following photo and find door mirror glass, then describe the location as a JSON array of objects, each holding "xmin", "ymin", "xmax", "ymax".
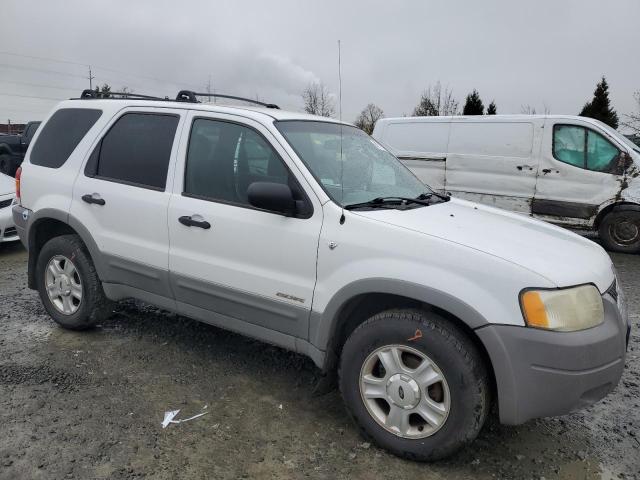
[{"xmin": 248, "ymin": 182, "xmax": 296, "ymax": 216}]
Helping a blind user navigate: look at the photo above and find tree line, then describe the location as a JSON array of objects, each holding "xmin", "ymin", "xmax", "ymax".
[{"xmin": 302, "ymin": 76, "xmax": 640, "ymax": 136}]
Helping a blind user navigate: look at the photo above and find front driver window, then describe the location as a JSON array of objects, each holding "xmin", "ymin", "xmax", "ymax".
[{"xmin": 553, "ymin": 125, "xmax": 620, "ymax": 173}]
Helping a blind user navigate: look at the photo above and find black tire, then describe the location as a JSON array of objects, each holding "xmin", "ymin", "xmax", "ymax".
[
  {"xmin": 36, "ymin": 234, "xmax": 111, "ymax": 330},
  {"xmin": 0, "ymin": 154, "xmax": 15, "ymax": 177},
  {"xmin": 598, "ymin": 208, "xmax": 640, "ymax": 254},
  {"xmin": 339, "ymin": 308, "xmax": 490, "ymax": 461}
]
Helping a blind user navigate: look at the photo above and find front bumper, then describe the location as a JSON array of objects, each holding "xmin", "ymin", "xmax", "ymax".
[
  {"xmin": 477, "ymin": 292, "xmax": 628, "ymax": 425},
  {"xmin": 0, "ymin": 196, "xmax": 19, "ymax": 243}
]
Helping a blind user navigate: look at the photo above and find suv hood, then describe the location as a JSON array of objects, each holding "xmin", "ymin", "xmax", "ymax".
[
  {"xmin": 0, "ymin": 173, "xmax": 14, "ymax": 196},
  {"xmin": 357, "ymin": 198, "xmax": 614, "ymax": 292}
]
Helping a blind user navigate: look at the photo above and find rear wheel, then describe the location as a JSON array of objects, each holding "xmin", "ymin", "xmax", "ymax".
[
  {"xmin": 36, "ymin": 234, "xmax": 111, "ymax": 330},
  {"xmin": 599, "ymin": 209, "xmax": 640, "ymax": 254},
  {"xmin": 339, "ymin": 308, "xmax": 490, "ymax": 461}
]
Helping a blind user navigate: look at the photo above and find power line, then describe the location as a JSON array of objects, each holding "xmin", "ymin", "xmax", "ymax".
[
  {"xmin": 0, "ymin": 63, "xmax": 85, "ymax": 79},
  {"xmin": 0, "ymin": 92, "xmax": 64, "ymax": 101},
  {"xmin": 0, "ymin": 51, "xmax": 89, "ymax": 67},
  {"xmin": 0, "ymin": 79, "xmax": 80, "ymax": 92},
  {"xmin": 0, "ymin": 51, "xmax": 199, "ymax": 91}
]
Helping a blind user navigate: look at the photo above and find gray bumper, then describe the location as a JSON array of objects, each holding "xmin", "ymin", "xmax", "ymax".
[
  {"xmin": 11, "ymin": 204, "xmax": 30, "ymax": 248},
  {"xmin": 477, "ymin": 293, "xmax": 627, "ymax": 425}
]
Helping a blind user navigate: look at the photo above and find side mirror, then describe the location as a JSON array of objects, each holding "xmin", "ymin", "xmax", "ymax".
[
  {"xmin": 614, "ymin": 152, "xmax": 634, "ymax": 175},
  {"xmin": 248, "ymin": 182, "xmax": 296, "ymax": 216}
]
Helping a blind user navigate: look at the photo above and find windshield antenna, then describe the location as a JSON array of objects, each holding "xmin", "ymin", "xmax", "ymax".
[{"xmin": 338, "ymin": 39, "xmax": 345, "ymax": 225}]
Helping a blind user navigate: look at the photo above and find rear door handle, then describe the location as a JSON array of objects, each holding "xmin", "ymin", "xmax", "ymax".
[
  {"xmin": 516, "ymin": 165, "xmax": 534, "ymax": 171},
  {"xmin": 179, "ymin": 215, "xmax": 211, "ymax": 229},
  {"xmin": 81, "ymin": 193, "xmax": 105, "ymax": 206}
]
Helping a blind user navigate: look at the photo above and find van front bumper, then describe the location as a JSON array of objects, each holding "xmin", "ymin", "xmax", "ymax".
[{"xmin": 476, "ymin": 292, "xmax": 627, "ymax": 425}]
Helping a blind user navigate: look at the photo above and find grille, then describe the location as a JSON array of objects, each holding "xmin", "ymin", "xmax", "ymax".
[
  {"xmin": 0, "ymin": 198, "xmax": 12, "ymax": 209},
  {"xmin": 3, "ymin": 227, "xmax": 17, "ymax": 238}
]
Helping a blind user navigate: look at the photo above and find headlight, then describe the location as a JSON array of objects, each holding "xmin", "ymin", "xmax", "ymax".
[{"xmin": 520, "ymin": 284, "xmax": 604, "ymax": 331}]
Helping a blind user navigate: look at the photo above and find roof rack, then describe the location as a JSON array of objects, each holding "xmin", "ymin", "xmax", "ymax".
[
  {"xmin": 77, "ymin": 89, "xmax": 279, "ymax": 109},
  {"xmin": 80, "ymin": 89, "xmax": 168, "ymax": 100},
  {"xmin": 176, "ymin": 90, "xmax": 279, "ymax": 109}
]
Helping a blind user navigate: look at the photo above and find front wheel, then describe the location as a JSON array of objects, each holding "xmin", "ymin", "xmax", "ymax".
[
  {"xmin": 599, "ymin": 209, "xmax": 640, "ymax": 254},
  {"xmin": 339, "ymin": 309, "xmax": 490, "ymax": 461}
]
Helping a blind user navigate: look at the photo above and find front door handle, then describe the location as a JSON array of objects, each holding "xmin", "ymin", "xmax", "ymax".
[
  {"xmin": 516, "ymin": 165, "xmax": 534, "ymax": 171},
  {"xmin": 179, "ymin": 215, "xmax": 211, "ymax": 229},
  {"xmin": 81, "ymin": 193, "xmax": 105, "ymax": 206}
]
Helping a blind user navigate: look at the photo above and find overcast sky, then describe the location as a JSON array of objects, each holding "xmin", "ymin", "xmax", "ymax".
[{"xmin": 1, "ymin": 0, "xmax": 638, "ymax": 127}]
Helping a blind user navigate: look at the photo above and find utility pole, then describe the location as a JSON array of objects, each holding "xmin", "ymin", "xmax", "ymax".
[
  {"xmin": 7, "ymin": 119, "xmax": 11, "ymax": 135},
  {"xmin": 206, "ymin": 75, "xmax": 214, "ymax": 103},
  {"xmin": 88, "ymin": 66, "xmax": 95, "ymax": 90}
]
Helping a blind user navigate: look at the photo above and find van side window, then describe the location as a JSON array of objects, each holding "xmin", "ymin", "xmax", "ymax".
[
  {"xmin": 553, "ymin": 125, "xmax": 620, "ymax": 173},
  {"xmin": 587, "ymin": 130, "xmax": 619, "ymax": 172},
  {"xmin": 184, "ymin": 118, "xmax": 297, "ymax": 208},
  {"xmin": 85, "ymin": 113, "xmax": 179, "ymax": 190}
]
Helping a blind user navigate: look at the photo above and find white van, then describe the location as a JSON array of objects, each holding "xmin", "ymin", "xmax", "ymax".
[{"xmin": 373, "ymin": 115, "xmax": 640, "ymax": 253}]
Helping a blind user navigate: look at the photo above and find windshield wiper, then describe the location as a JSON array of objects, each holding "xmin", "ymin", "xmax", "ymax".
[
  {"xmin": 345, "ymin": 196, "xmax": 432, "ymax": 210},
  {"xmin": 417, "ymin": 191, "xmax": 450, "ymax": 202}
]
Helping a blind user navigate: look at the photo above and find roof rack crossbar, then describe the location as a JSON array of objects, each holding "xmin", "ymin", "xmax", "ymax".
[{"xmin": 176, "ymin": 90, "xmax": 279, "ymax": 109}]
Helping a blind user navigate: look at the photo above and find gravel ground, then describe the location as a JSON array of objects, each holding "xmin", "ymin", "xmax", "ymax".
[{"xmin": 0, "ymin": 240, "xmax": 638, "ymax": 480}]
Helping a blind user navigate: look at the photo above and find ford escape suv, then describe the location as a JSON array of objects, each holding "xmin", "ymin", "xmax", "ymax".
[{"xmin": 13, "ymin": 90, "xmax": 630, "ymax": 461}]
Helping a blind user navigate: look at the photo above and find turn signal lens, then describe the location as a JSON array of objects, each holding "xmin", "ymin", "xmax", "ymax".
[
  {"xmin": 520, "ymin": 285, "xmax": 604, "ymax": 331},
  {"xmin": 15, "ymin": 166, "xmax": 21, "ymax": 201}
]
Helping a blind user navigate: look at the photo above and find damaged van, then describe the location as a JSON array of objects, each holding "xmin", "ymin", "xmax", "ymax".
[{"xmin": 373, "ymin": 115, "xmax": 640, "ymax": 253}]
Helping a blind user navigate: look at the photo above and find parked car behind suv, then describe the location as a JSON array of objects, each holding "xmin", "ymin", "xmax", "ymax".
[
  {"xmin": 13, "ymin": 92, "xmax": 629, "ymax": 460},
  {"xmin": 0, "ymin": 121, "xmax": 41, "ymax": 176},
  {"xmin": 0, "ymin": 172, "xmax": 19, "ymax": 243}
]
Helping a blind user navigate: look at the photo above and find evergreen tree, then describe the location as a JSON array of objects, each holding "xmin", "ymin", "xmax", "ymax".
[
  {"xmin": 487, "ymin": 101, "xmax": 497, "ymax": 115},
  {"xmin": 463, "ymin": 89, "xmax": 484, "ymax": 115},
  {"xmin": 579, "ymin": 77, "xmax": 618, "ymax": 129}
]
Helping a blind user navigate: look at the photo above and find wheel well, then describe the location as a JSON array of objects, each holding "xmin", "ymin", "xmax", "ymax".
[
  {"xmin": 595, "ymin": 202, "xmax": 640, "ymax": 228},
  {"xmin": 27, "ymin": 218, "xmax": 78, "ymax": 289},
  {"xmin": 326, "ymin": 293, "xmax": 496, "ymax": 396}
]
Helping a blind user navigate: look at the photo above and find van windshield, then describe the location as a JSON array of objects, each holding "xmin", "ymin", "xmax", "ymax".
[
  {"xmin": 593, "ymin": 119, "xmax": 640, "ymax": 154},
  {"xmin": 276, "ymin": 120, "xmax": 433, "ymax": 207}
]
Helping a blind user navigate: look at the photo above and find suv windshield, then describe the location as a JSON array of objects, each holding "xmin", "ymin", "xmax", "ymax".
[{"xmin": 276, "ymin": 120, "xmax": 433, "ymax": 207}]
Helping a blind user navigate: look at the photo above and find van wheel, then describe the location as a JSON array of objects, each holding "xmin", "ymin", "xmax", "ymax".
[
  {"xmin": 0, "ymin": 154, "xmax": 13, "ymax": 177},
  {"xmin": 599, "ymin": 209, "xmax": 640, "ymax": 254},
  {"xmin": 338, "ymin": 308, "xmax": 490, "ymax": 461},
  {"xmin": 36, "ymin": 234, "xmax": 111, "ymax": 330}
]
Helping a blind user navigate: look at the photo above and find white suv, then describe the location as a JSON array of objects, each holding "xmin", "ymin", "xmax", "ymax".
[{"xmin": 13, "ymin": 90, "xmax": 630, "ymax": 460}]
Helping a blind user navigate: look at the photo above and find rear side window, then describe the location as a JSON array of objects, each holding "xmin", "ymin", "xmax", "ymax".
[
  {"xmin": 30, "ymin": 109, "xmax": 102, "ymax": 168},
  {"xmin": 86, "ymin": 113, "xmax": 179, "ymax": 190}
]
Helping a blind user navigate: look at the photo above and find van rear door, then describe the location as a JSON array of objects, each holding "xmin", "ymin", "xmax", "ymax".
[
  {"xmin": 532, "ymin": 119, "xmax": 624, "ymax": 227},
  {"xmin": 373, "ymin": 119, "xmax": 450, "ymax": 192},
  {"xmin": 445, "ymin": 119, "xmax": 539, "ymax": 214}
]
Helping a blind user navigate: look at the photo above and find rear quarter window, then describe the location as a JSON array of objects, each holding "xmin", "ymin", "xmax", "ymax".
[{"xmin": 30, "ymin": 108, "xmax": 102, "ymax": 168}]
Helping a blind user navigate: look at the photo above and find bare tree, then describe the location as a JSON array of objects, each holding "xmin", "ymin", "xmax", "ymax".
[
  {"xmin": 521, "ymin": 103, "xmax": 550, "ymax": 115},
  {"xmin": 622, "ymin": 91, "xmax": 640, "ymax": 134},
  {"xmin": 302, "ymin": 82, "xmax": 335, "ymax": 117},
  {"xmin": 413, "ymin": 82, "xmax": 458, "ymax": 116},
  {"xmin": 354, "ymin": 103, "xmax": 384, "ymax": 135}
]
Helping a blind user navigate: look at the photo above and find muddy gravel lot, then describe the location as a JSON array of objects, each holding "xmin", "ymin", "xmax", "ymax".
[{"xmin": 0, "ymin": 241, "xmax": 638, "ymax": 480}]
